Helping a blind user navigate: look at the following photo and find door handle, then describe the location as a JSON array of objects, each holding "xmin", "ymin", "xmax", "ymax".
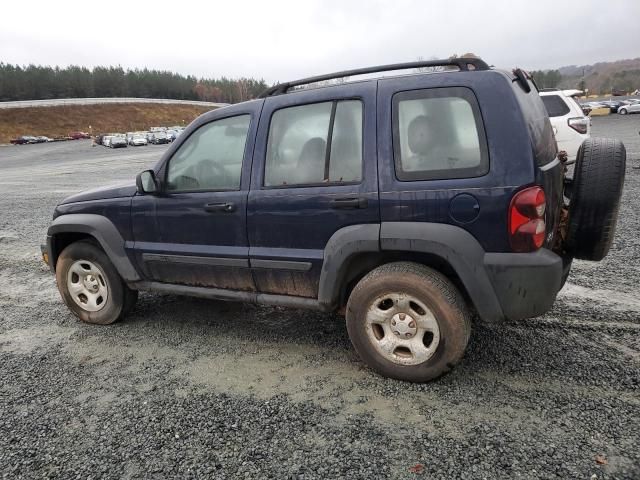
[
  {"xmin": 329, "ymin": 197, "xmax": 368, "ymax": 209},
  {"xmin": 204, "ymin": 202, "xmax": 236, "ymax": 213}
]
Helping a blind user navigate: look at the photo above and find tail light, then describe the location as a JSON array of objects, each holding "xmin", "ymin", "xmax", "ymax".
[
  {"xmin": 568, "ymin": 117, "xmax": 588, "ymax": 134},
  {"xmin": 509, "ymin": 186, "xmax": 546, "ymax": 252}
]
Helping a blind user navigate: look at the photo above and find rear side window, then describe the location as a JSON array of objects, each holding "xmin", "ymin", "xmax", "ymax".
[
  {"xmin": 265, "ymin": 100, "xmax": 363, "ymax": 187},
  {"xmin": 393, "ymin": 87, "xmax": 488, "ymax": 181},
  {"xmin": 541, "ymin": 95, "xmax": 570, "ymax": 117}
]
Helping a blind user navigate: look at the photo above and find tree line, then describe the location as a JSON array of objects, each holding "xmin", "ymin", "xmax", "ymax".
[
  {"xmin": 0, "ymin": 63, "xmax": 269, "ymax": 103},
  {"xmin": 530, "ymin": 70, "xmax": 562, "ymax": 90}
]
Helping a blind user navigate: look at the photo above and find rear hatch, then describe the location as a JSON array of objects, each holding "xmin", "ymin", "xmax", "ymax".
[{"xmin": 511, "ymin": 75, "xmax": 564, "ymax": 249}]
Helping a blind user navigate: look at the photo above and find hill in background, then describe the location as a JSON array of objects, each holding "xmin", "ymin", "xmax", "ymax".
[
  {"xmin": 532, "ymin": 58, "xmax": 640, "ymax": 95},
  {"xmin": 0, "ymin": 103, "xmax": 213, "ymax": 144}
]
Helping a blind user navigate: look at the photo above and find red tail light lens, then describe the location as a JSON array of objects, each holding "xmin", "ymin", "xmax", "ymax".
[{"xmin": 509, "ymin": 187, "xmax": 546, "ymax": 252}]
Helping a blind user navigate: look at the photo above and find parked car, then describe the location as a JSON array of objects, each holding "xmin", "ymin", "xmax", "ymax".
[
  {"xmin": 618, "ymin": 100, "xmax": 640, "ymax": 115},
  {"xmin": 41, "ymin": 58, "xmax": 626, "ymax": 383},
  {"xmin": 69, "ymin": 131, "xmax": 90, "ymax": 140},
  {"xmin": 150, "ymin": 132, "xmax": 170, "ymax": 144},
  {"xmin": 599, "ymin": 100, "xmax": 624, "ymax": 113},
  {"xmin": 540, "ymin": 90, "xmax": 590, "ymax": 160},
  {"xmin": 166, "ymin": 130, "xmax": 178, "ymax": 142},
  {"xmin": 109, "ymin": 136, "xmax": 128, "ymax": 148},
  {"xmin": 102, "ymin": 136, "xmax": 113, "ymax": 147},
  {"xmin": 10, "ymin": 135, "xmax": 37, "ymax": 145},
  {"xmin": 129, "ymin": 134, "xmax": 148, "ymax": 146}
]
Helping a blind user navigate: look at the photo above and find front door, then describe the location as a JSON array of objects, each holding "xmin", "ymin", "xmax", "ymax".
[
  {"xmin": 131, "ymin": 104, "xmax": 261, "ymax": 291},
  {"xmin": 247, "ymin": 82, "xmax": 379, "ymax": 298}
]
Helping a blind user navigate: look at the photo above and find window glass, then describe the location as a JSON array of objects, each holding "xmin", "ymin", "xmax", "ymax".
[
  {"xmin": 166, "ymin": 115, "xmax": 250, "ymax": 191},
  {"xmin": 329, "ymin": 100, "xmax": 362, "ymax": 182},
  {"xmin": 265, "ymin": 100, "xmax": 363, "ymax": 187},
  {"xmin": 541, "ymin": 95, "xmax": 570, "ymax": 117},
  {"xmin": 394, "ymin": 88, "xmax": 488, "ymax": 181}
]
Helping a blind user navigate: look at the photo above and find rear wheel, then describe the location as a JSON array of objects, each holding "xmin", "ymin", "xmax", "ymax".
[
  {"xmin": 56, "ymin": 240, "xmax": 137, "ymax": 325},
  {"xmin": 346, "ymin": 262, "xmax": 471, "ymax": 382}
]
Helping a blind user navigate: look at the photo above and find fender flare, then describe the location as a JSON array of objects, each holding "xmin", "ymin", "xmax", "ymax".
[
  {"xmin": 379, "ymin": 222, "xmax": 504, "ymax": 322},
  {"xmin": 47, "ymin": 214, "xmax": 140, "ymax": 282},
  {"xmin": 318, "ymin": 224, "xmax": 380, "ymax": 308}
]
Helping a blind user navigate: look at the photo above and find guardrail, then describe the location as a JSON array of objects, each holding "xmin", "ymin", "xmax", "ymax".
[{"xmin": 0, "ymin": 98, "xmax": 229, "ymax": 109}]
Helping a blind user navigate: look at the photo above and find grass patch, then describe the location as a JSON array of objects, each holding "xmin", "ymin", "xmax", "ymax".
[{"xmin": 0, "ymin": 103, "xmax": 214, "ymax": 143}]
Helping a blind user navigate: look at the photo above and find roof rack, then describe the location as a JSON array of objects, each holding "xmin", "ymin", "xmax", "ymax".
[{"xmin": 259, "ymin": 57, "xmax": 491, "ymax": 98}]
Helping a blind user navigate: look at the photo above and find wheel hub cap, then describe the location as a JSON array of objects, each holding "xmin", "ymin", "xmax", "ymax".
[
  {"xmin": 66, "ymin": 260, "xmax": 109, "ymax": 312},
  {"xmin": 365, "ymin": 293, "xmax": 441, "ymax": 366},
  {"xmin": 390, "ymin": 313, "xmax": 417, "ymax": 338}
]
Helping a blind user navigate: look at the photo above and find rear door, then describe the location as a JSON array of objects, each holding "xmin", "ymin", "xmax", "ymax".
[{"xmin": 247, "ymin": 82, "xmax": 379, "ymax": 298}]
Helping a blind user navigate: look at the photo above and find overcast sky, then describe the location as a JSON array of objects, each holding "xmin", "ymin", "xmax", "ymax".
[{"xmin": 2, "ymin": 0, "xmax": 639, "ymax": 83}]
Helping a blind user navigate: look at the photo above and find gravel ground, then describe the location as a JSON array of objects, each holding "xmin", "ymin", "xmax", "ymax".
[{"xmin": 0, "ymin": 116, "xmax": 639, "ymax": 479}]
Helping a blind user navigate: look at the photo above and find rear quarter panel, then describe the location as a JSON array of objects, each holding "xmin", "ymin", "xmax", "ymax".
[{"xmin": 377, "ymin": 70, "xmax": 536, "ymax": 252}]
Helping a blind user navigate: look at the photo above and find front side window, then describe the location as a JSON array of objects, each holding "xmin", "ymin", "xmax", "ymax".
[
  {"xmin": 166, "ymin": 115, "xmax": 250, "ymax": 192},
  {"xmin": 265, "ymin": 100, "xmax": 363, "ymax": 187},
  {"xmin": 393, "ymin": 87, "xmax": 488, "ymax": 181}
]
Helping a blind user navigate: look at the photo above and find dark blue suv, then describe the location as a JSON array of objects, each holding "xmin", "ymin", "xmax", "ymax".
[{"xmin": 43, "ymin": 58, "xmax": 626, "ymax": 382}]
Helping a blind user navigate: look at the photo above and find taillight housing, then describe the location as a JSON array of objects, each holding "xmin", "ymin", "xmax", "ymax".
[
  {"xmin": 509, "ymin": 187, "xmax": 546, "ymax": 252},
  {"xmin": 568, "ymin": 117, "xmax": 588, "ymax": 134}
]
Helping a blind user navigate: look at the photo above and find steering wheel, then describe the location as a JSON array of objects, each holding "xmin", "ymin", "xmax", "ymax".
[{"xmin": 194, "ymin": 159, "xmax": 230, "ymax": 188}]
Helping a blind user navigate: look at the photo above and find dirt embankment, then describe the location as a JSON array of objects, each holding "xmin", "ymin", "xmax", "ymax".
[{"xmin": 0, "ymin": 103, "xmax": 214, "ymax": 143}]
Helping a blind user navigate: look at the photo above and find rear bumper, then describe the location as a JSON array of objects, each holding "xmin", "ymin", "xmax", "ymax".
[{"xmin": 484, "ymin": 249, "xmax": 563, "ymax": 321}]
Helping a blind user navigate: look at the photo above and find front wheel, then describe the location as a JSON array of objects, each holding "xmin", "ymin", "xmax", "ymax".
[
  {"xmin": 619, "ymin": 108, "xmax": 627, "ymax": 115},
  {"xmin": 56, "ymin": 240, "xmax": 138, "ymax": 324},
  {"xmin": 346, "ymin": 262, "xmax": 471, "ymax": 382}
]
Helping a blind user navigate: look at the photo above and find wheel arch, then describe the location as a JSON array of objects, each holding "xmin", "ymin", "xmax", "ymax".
[
  {"xmin": 318, "ymin": 222, "xmax": 505, "ymax": 322},
  {"xmin": 47, "ymin": 214, "xmax": 140, "ymax": 282}
]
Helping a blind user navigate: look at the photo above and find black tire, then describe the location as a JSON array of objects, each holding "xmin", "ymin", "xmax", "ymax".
[
  {"xmin": 566, "ymin": 138, "xmax": 626, "ymax": 261},
  {"xmin": 346, "ymin": 262, "xmax": 471, "ymax": 383},
  {"xmin": 56, "ymin": 240, "xmax": 138, "ymax": 325}
]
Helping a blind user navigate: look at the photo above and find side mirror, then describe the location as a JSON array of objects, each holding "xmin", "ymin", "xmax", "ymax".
[{"xmin": 136, "ymin": 170, "xmax": 159, "ymax": 194}]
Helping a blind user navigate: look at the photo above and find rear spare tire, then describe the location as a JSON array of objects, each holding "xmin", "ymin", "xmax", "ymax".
[{"xmin": 566, "ymin": 137, "xmax": 626, "ymax": 261}]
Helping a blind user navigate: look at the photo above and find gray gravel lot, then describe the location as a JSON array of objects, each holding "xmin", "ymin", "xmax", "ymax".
[{"xmin": 1, "ymin": 116, "xmax": 639, "ymax": 479}]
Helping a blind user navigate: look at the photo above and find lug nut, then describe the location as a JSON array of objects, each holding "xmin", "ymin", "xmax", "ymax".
[
  {"xmin": 399, "ymin": 313, "xmax": 406, "ymax": 320},
  {"xmin": 409, "ymin": 321, "xmax": 415, "ymax": 328},
  {"xmin": 391, "ymin": 319, "xmax": 396, "ymax": 326}
]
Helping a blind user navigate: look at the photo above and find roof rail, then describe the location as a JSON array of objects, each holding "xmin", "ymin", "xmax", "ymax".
[{"xmin": 259, "ymin": 57, "xmax": 491, "ymax": 98}]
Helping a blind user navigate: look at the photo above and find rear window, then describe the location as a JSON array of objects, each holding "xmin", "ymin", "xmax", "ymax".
[
  {"xmin": 512, "ymin": 80, "xmax": 557, "ymax": 166},
  {"xmin": 541, "ymin": 95, "xmax": 570, "ymax": 117},
  {"xmin": 392, "ymin": 87, "xmax": 489, "ymax": 181}
]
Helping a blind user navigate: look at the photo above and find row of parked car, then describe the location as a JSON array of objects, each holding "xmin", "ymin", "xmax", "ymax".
[
  {"xmin": 579, "ymin": 98, "xmax": 640, "ymax": 115},
  {"xmin": 94, "ymin": 127, "xmax": 185, "ymax": 148},
  {"xmin": 10, "ymin": 132, "xmax": 90, "ymax": 145}
]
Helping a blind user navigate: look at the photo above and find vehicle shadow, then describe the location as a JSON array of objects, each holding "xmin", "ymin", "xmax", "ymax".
[{"xmin": 112, "ymin": 292, "xmax": 635, "ymax": 391}]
